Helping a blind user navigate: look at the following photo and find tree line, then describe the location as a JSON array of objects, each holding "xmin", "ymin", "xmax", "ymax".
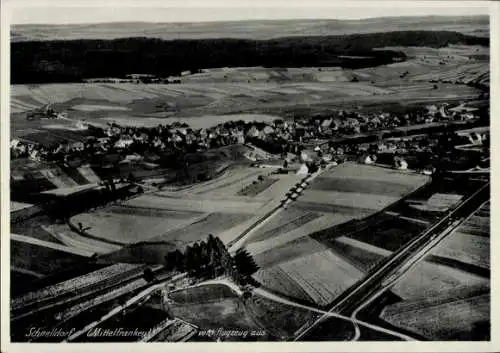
[{"xmin": 164, "ymin": 234, "xmax": 259, "ymax": 285}]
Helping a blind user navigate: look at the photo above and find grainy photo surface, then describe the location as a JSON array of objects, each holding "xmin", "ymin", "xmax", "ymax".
[{"xmin": 3, "ymin": 0, "xmax": 493, "ymax": 346}]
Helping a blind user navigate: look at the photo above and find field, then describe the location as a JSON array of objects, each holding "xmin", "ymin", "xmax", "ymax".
[
  {"xmin": 381, "ymin": 289, "xmax": 490, "ymax": 340},
  {"xmin": 69, "ymin": 163, "xmax": 291, "ymax": 251},
  {"xmin": 124, "ymin": 194, "xmax": 265, "ymax": 214},
  {"xmin": 149, "ymin": 213, "xmax": 252, "ymax": 244},
  {"xmin": 11, "ymin": 262, "xmax": 138, "ymax": 307},
  {"xmin": 168, "ymin": 284, "xmax": 270, "ymax": 341},
  {"xmin": 11, "ymin": 77, "xmax": 483, "ymax": 139},
  {"xmin": 298, "ymin": 163, "xmax": 429, "ymax": 211},
  {"xmin": 10, "ymin": 239, "xmax": 89, "ymax": 278},
  {"xmin": 70, "ymin": 206, "xmax": 205, "ymax": 244},
  {"xmin": 327, "ymin": 236, "xmax": 387, "ymax": 272},
  {"xmin": 246, "ymin": 295, "xmax": 317, "ymax": 339},
  {"xmin": 11, "ymin": 16, "xmax": 489, "ymax": 42},
  {"xmin": 247, "ymin": 163, "xmax": 431, "ymax": 305},
  {"xmin": 380, "ymin": 215, "xmax": 491, "ymax": 342},
  {"xmin": 344, "ymin": 217, "xmax": 426, "ymax": 252},
  {"xmin": 247, "ymin": 213, "xmax": 353, "ymax": 258},
  {"xmin": 428, "ymin": 201, "xmax": 490, "ymax": 271},
  {"xmin": 237, "ymin": 177, "xmax": 278, "ymax": 197},
  {"xmin": 254, "ymin": 249, "xmax": 363, "ymax": 306}
]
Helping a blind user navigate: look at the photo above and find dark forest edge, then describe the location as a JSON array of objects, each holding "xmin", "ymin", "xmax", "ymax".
[{"xmin": 11, "ymin": 30, "xmax": 488, "ymax": 84}]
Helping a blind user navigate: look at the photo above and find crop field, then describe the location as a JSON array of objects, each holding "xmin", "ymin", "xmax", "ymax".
[
  {"xmin": 381, "ymin": 290, "xmax": 490, "ymax": 340},
  {"xmin": 70, "ymin": 207, "xmax": 204, "ymax": 244},
  {"xmin": 256, "ymin": 250, "xmax": 363, "ymax": 306},
  {"xmin": 298, "ymin": 190, "xmax": 400, "ymax": 212},
  {"xmin": 345, "ymin": 217, "xmax": 426, "ymax": 252},
  {"xmin": 409, "ymin": 193, "xmax": 464, "ymax": 212},
  {"xmin": 168, "ymin": 284, "xmax": 269, "ymax": 341},
  {"xmin": 297, "ymin": 164, "xmax": 429, "ymax": 212},
  {"xmin": 54, "ymin": 277, "xmax": 148, "ymax": 323},
  {"xmin": 11, "ymin": 74, "xmax": 483, "ymax": 137},
  {"xmin": 11, "ymin": 262, "xmax": 141, "ymax": 310},
  {"xmin": 310, "ymin": 177, "xmax": 421, "ymax": 196},
  {"xmin": 431, "ymin": 232, "xmax": 489, "ymax": 270},
  {"xmin": 249, "ymin": 212, "xmax": 322, "ymax": 243},
  {"xmin": 328, "ymin": 236, "xmax": 387, "ymax": 272},
  {"xmin": 237, "ymin": 177, "xmax": 278, "ymax": 197},
  {"xmin": 11, "ymin": 239, "xmax": 89, "ymax": 278},
  {"xmin": 150, "ymin": 212, "xmax": 252, "ymax": 244},
  {"xmin": 173, "ymin": 167, "xmax": 268, "ymax": 198},
  {"xmin": 246, "ymin": 295, "xmax": 317, "ymax": 339},
  {"xmin": 252, "ymin": 267, "xmax": 314, "ymax": 303},
  {"xmin": 252, "ymin": 235, "xmax": 328, "ymax": 270},
  {"xmin": 246, "ymin": 213, "xmax": 354, "ymax": 257},
  {"xmin": 379, "ymin": 217, "xmax": 491, "ymax": 341},
  {"xmin": 124, "ymin": 194, "xmax": 264, "ymax": 214},
  {"xmin": 390, "ymin": 261, "xmax": 490, "ymax": 301}
]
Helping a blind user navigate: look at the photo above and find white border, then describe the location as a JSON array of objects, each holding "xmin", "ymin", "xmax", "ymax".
[{"xmin": 1, "ymin": 1, "xmax": 499, "ymax": 352}]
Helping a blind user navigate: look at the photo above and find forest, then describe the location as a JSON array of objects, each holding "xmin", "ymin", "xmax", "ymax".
[{"xmin": 11, "ymin": 31, "xmax": 488, "ymax": 83}]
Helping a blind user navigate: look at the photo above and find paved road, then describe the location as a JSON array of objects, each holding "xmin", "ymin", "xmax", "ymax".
[{"xmin": 294, "ymin": 181, "xmax": 489, "ymax": 341}]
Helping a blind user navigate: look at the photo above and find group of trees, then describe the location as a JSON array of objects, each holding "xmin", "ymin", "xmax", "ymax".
[{"xmin": 164, "ymin": 234, "xmax": 259, "ymax": 284}]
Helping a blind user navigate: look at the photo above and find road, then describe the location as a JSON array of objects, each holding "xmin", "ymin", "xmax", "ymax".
[
  {"xmin": 228, "ymin": 164, "xmax": 331, "ymax": 252},
  {"xmin": 294, "ymin": 181, "xmax": 489, "ymax": 341},
  {"xmin": 169, "ymin": 277, "xmax": 416, "ymax": 341},
  {"xmin": 64, "ymin": 273, "xmax": 187, "ymax": 342}
]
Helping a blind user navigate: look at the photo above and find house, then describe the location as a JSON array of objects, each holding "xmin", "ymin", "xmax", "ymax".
[
  {"xmin": 363, "ymin": 155, "xmax": 374, "ymax": 165},
  {"xmin": 121, "ymin": 154, "xmax": 143, "ymax": 164},
  {"xmin": 75, "ymin": 120, "xmax": 88, "ymax": 130},
  {"xmin": 114, "ymin": 135, "xmax": 134, "ymax": 149},
  {"xmin": 246, "ymin": 126, "xmax": 260, "ymax": 138},
  {"xmin": 297, "ymin": 163, "xmax": 309, "ymax": 175},
  {"xmin": 71, "ymin": 142, "xmax": 85, "ymax": 151},
  {"xmin": 394, "ymin": 157, "xmax": 408, "ymax": 170},
  {"xmin": 263, "ymin": 126, "xmax": 275, "ymax": 135},
  {"xmin": 29, "ymin": 149, "xmax": 41, "ymax": 161},
  {"xmin": 10, "ymin": 139, "xmax": 20, "ymax": 149}
]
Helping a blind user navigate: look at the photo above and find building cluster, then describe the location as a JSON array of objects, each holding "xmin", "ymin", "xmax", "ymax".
[{"xmin": 10, "ymin": 102, "xmax": 484, "ymax": 173}]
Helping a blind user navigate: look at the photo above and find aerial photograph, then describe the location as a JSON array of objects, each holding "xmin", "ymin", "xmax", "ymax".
[{"xmin": 7, "ymin": 2, "xmax": 491, "ymax": 343}]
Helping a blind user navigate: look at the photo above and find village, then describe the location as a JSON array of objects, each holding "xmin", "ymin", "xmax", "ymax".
[{"xmin": 10, "ymin": 100, "xmax": 486, "ymax": 181}]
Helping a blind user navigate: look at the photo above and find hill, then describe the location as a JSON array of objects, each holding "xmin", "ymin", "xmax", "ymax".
[{"xmin": 11, "ymin": 16, "xmax": 489, "ymax": 42}]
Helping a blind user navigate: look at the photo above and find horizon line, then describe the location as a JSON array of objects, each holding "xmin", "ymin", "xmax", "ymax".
[{"xmin": 11, "ymin": 13, "xmax": 490, "ymax": 26}]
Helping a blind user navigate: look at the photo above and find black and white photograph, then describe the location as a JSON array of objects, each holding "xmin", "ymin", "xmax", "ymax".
[{"xmin": 1, "ymin": 0, "xmax": 497, "ymax": 349}]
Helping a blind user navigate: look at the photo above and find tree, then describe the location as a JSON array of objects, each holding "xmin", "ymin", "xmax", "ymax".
[
  {"xmin": 143, "ymin": 268, "xmax": 155, "ymax": 282},
  {"xmin": 233, "ymin": 248, "xmax": 259, "ymax": 278}
]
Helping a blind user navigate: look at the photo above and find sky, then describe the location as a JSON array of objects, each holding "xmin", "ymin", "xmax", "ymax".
[{"xmin": 9, "ymin": 1, "xmax": 490, "ymax": 25}]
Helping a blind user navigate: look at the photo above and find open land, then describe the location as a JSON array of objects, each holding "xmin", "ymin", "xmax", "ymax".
[
  {"xmin": 380, "ymin": 202, "xmax": 490, "ymax": 340},
  {"xmin": 250, "ymin": 163, "xmax": 430, "ymax": 306},
  {"xmin": 11, "ymin": 16, "xmax": 488, "ymax": 42}
]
